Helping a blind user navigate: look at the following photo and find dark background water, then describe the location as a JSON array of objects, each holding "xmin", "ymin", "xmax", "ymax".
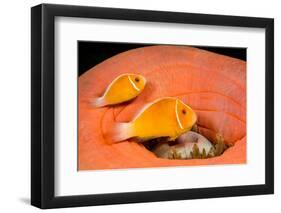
[{"xmin": 78, "ymin": 41, "xmax": 246, "ymax": 76}]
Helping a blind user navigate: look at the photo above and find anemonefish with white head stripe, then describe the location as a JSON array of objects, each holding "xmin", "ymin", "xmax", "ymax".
[
  {"xmin": 112, "ymin": 97, "xmax": 197, "ymax": 142},
  {"xmin": 92, "ymin": 73, "xmax": 146, "ymax": 107}
]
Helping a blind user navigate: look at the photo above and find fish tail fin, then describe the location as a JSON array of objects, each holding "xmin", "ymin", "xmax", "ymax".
[
  {"xmin": 91, "ymin": 97, "xmax": 107, "ymax": 107},
  {"xmin": 112, "ymin": 122, "xmax": 134, "ymax": 143}
]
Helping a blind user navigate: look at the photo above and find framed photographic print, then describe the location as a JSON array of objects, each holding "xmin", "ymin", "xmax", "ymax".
[{"xmin": 31, "ymin": 3, "xmax": 274, "ymax": 209}]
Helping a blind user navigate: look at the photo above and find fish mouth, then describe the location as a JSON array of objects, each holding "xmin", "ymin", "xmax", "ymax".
[
  {"xmin": 139, "ymin": 75, "xmax": 147, "ymax": 89},
  {"xmin": 142, "ymin": 77, "xmax": 147, "ymax": 87}
]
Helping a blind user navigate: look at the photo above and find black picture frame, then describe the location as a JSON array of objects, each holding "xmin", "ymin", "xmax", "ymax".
[{"xmin": 31, "ymin": 3, "xmax": 274, "ymax": 209}]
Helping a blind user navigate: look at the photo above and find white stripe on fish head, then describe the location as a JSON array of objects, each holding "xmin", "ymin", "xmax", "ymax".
[
  {"xmin": 128, "ymin": 76, "xmax": 140, "ymax": 92},
  {"xmin": 175, "ymin": 99, "xmax": 184, "ymax": 130}
]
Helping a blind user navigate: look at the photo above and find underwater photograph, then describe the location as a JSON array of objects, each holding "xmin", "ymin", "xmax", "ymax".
[{"xmin": 78, "ymin": 42, "xmax": 246, "ymax": 171}]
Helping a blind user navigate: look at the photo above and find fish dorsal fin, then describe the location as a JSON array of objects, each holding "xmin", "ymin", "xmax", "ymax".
[{"xmin": 132, "ymin": 97, "xmax": 177, "ymax": 121}]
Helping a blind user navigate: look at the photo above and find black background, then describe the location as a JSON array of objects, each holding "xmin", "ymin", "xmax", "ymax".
[{"xmin": 78, "ymin": 41, "xmax": 246, "ymax": 76}]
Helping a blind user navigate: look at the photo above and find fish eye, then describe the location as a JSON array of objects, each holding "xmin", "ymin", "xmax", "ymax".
[
  {"xmin": 135, "ymin": 77, "xmax": 140, "ymax": 82},
  {"xmin": 182, "ymin": 109, "xmax": 186, "ymax": 115}
]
